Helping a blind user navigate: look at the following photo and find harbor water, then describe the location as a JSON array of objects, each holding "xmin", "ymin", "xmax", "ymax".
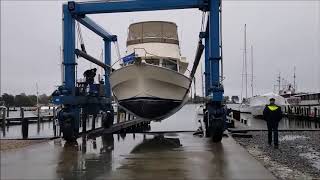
[{"xmin": 1, "ymin": 104, "xmax": 320, "ymax": 139}]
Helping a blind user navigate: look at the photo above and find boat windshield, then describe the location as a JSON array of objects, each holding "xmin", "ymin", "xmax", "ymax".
[
  {"xmin": 162, "ymin": 59, "xmax": 178, "ymax": 71},
  {"xmin": 127, "ymin": 21, "xmax": 179, "ymax": 46},
  {"xmin": 145, "ymin": 59, "xmax": 160, "ymax": 66},
  {"xmin": 144, "ymin": 58, "xmax": 178, "ymax": 71}
]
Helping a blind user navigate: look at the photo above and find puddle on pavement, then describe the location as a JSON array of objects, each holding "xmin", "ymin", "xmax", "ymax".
[
  {"xmin": 52, "ymin": 133, "xmax": 190, "ymax": 180},
  {"xmin": 0, "ymin": 133, "xmax": 194, "ymax": 179}
]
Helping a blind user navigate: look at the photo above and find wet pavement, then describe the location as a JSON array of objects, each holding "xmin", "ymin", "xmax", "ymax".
[
  {"xmin": 1, "ymin": 132, "xmax": 275, "ymax": 180},
  {"xmin": 4, "ymin": 104, "xmax": 319, "ymax": 179}
]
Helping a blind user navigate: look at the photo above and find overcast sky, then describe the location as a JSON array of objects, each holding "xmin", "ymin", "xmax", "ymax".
[{"xmin": 1, "ymin": 0, "xmax": 320, "ymax": 98}]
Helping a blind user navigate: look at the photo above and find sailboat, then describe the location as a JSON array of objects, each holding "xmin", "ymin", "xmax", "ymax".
[{"xmin": 110, "ymin": 21, "xmax": 191, "ymax": 121}]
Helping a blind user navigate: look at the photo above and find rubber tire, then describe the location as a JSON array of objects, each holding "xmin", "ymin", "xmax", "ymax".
[
  {"xmin": 62, "ymin": 118, "xmax": 77, "ymax": 142},
  {"xmin": 210, "ymin": 118, "xmax": 224, "ymax": 143}
]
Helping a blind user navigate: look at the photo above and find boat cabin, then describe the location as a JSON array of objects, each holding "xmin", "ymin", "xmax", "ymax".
[{"xmin": 125, "ymin": 21, "xmax": 188, "ymax": 74}]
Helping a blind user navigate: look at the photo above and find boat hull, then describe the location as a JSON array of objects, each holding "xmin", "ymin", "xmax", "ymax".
[{"xmin": 110, "ymin": 63, "xmax": 191, "ymax": 120}]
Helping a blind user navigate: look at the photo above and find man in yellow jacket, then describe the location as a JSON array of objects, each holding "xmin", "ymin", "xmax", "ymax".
[{"xmin": 263, "ymin": 98, "xmax": 283, "ymax": 149}]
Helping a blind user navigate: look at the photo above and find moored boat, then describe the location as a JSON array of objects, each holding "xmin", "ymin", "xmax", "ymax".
[{"xmin": 250, "ymin": 92, "xmax": 289, "ymax": 117}]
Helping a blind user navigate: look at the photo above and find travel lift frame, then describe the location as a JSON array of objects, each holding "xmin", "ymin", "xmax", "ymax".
[{"xmin": 52, "ymin": 0, "xmax": 225, "ymax": 142}]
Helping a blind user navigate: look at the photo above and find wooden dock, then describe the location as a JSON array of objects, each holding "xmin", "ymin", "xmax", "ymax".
[{"xmin": 87, "ymin": 118, "xmax": 150, "ymax": 138}]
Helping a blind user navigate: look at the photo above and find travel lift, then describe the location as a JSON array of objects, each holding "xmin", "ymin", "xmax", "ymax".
[{"xmin": 52, "ymin": 0, "xmax": 226, "ymax": 142}]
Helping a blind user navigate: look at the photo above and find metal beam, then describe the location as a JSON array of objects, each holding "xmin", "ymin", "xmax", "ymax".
[
  {"xmin": 75, "ymin": 49, "xmax": 113, "ymax": 70},
  {"xmin": 209, "ymin": 0, "xmax": 223, "ymax": 101},
  {"xmin": 68, "ymin": 0, "xmax": 206, "ymax": 15},
  {"xmin": 204, "ymin": 20, "xmax": 210, "ymax": 96},
  {"xmin": 75, "ymin": 15, "xmax": 117, "ymax": 41},
  {"xmin": 190, "ymin": 40, "xmax": 204, "ymax": 79},
  {"xmin": 63, "ymin": 4, "xmax": 76, "ymax": 94},
  {"xmin": 104, "ymin": 40, "xmax": 112, "ymax": 98}
]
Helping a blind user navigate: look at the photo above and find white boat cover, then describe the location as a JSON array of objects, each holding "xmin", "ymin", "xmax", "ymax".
[{"xmin": 250, "ymin": 92, "xmax": 289, "ymax": 107}]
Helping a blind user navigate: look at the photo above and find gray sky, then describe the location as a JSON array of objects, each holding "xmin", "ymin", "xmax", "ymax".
[{"xmin": 1, "ymin": 0, "xmax": 320, "ymax": 97}]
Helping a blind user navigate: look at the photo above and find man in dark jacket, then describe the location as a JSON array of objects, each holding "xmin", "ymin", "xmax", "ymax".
[
  {"xmin": 83, "ymin": 68, "xmax": 97, "ymax": 85},
  {"xmin": 263, "ymin": 98, "xmax": 283, "ymax": 148}
]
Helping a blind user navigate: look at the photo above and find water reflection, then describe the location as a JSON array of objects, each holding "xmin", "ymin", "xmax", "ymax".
[
  {"xmin": 56, "ymin": 134, "xmax": 115, "ymax": 180},
  {"xmin": 207, "ymin": 142, "xmax": 227, "ymax": 178},
  {"xmin": 53, "ymin": 133, "xmax": 185, "ymax": 179},
  {"xmin": 131, "ymin": 135, "xmax": 181, "ymax": 153},
  {"xmin": 240, "ymin": 113, "xmax": 320, "ymax": 129}
]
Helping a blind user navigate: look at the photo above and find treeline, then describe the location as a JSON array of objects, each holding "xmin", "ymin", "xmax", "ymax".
[{"xmin": 0, "ymin": 93, "xmax": 50, "ymax": 107}]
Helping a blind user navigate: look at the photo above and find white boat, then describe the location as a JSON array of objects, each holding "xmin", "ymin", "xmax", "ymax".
[
  {"xmin": 250, "ymin": 92, "xmax": 289, "ymax": 116},
  {"xmin": 33, "ymin": 106, "xmax": 54, "ymax": 117},
  {"xmin": 110, "ymin": 21, "xmax": 191, "ymax": 121},
  {"xmin": 239, "ymin": 102, "xmax": 251, "ymax": 113}
]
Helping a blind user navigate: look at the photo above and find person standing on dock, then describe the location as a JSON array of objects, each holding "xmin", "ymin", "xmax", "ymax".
[{"xmin": 263, "ymin": 98, "xmax": 283, "ymax": 149}]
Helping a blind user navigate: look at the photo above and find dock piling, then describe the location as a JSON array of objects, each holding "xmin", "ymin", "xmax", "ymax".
[
  {"xmin": 82, "ymin": 113, "xmax": 87, "ymax": 133},
  {"xmin": 6, "ymin": 107, "xmax": 9, "ymax": 117},
  {"xmin": 37, "ymin": 107, "xmax": 40, "ymax": 123},
  {"xmin": 21, "ymin": 108, "xmax": 29, "ymax": 139},
  {"xmin": 2, "ymin": 108, "xmax": 6, "ymax": 136},
  {"xmin": 92, "ymin": 115, "xmax": 96, "ymax": 130}
]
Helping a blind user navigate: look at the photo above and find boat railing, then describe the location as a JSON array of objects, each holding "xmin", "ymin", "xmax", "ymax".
[{"xmin": 110, "ymin": 47, "xmax": 191, "ymax": 76}]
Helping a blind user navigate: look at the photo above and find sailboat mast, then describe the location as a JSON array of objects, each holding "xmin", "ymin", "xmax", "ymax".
[
  {"xmin": 277, "ymin": 72, "xmax": 281, "ymax": 93},
  {"xmin": 251, "ymin": 45, "xmax": 254, "ymax": 97},
  {"xmin": 36, "ymin": 83, "xmax": 39, "ymax": 107},
  {"xmin": 293, "ymin": 66, "xmax": 296, "ymax": 90},
  {"xmin": 244, "ymin": 24, "xmax": 248, "ymax": 99}
]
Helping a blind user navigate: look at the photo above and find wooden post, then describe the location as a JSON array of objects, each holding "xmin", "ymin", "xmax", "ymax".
[
  {"xmin": 314, "ymin": 107, "xmax": 317, "ymax": 118},
  {"xmin": 6, "ymin": 107, "xmax": 9, "ymax": 117},
  {"xmin": 37, "ymin": 107, "xmax": 40, "ymax": 123},
  {"xmin": 53, "ymin": 107, "xmax": 56, "ymax": 118},
  {"xmin": 117, "ymin": 110, "xmax": 120, "ymax": 123},
  {"xmin": 91, "ymin": 114, "xmax": 96, "ymax": 130},
  {"xmin": 21, "ymin": 108, "xmax": 28, "ymax": 139},
  {"xmin": 82, "ymin": 113, "xmax": 87, "ymax": 133},
  {"xmin": 53, "ymin": 115, "xmax": 57, "ymax": 137}
]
